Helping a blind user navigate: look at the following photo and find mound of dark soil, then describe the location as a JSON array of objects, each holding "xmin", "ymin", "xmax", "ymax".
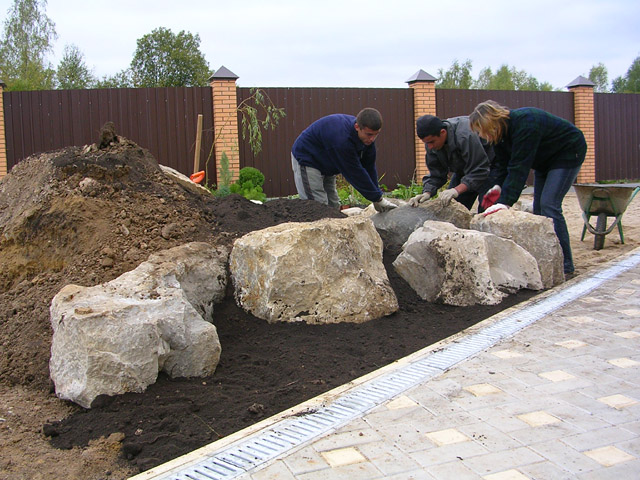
[{"xmin": 0, "ymin": 136, "xmax": 534, "ymax": 474}]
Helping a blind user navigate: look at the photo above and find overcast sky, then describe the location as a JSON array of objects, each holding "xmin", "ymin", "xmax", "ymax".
[{"xmin": 2, "ymin": 0, "xmax": 639, "ymax": 90}]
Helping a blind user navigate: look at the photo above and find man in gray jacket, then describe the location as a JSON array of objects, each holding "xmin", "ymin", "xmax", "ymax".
[{"xmin": 409, "ymin": 115, "xmax": 493, "ymax": 211}]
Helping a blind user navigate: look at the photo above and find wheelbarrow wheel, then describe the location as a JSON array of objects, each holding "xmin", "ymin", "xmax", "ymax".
[{"xmin": 594, "ymin": 212, "xmax": 607, "ymax": 250}]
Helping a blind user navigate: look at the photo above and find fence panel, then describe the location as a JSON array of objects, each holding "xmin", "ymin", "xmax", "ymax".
[
  {"xmin": 594, "ymin": 93, "xmax": 640, "ymax": 182},
  {"xmin": 236, "ymin": 87, "xmax": 416, "ymax": 198},
  {"xmin": 4, "ymin": 86, "xmax": 639, "ymax": 190},
  {"xmin": 3, "ymin": 87, "xmax": 214, "ymax": 177},
  {"xmin": 436, "ymin": 89, "xmax": 575, "ymax": 121}
]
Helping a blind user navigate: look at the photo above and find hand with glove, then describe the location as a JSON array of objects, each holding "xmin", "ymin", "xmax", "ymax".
[
  {"xmin": 438, "ymin": 188, "xmax": 459, "ymax": 206},
  {"xmin": 373, "ymin": 197, "xmax": 397, "ymax": 213},
  {"xmin": 408, "ymin": 192, "xmax": 431, "ymax": 207},
  {"xmin": 482, "ymin": 203, "xmax": 508, "ymax": 216},
  {"xmin": 481, "ymin": 185, "xmax": 501, "ymax": 210}
]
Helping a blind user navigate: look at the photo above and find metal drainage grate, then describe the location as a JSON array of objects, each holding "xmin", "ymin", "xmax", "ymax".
[{"xmin": 156, "ymin": 252, "xmax": 640, "ymax": 480}]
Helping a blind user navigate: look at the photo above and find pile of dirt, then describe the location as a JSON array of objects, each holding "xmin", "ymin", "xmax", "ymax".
[{"xmin": 0, "ymin": 135, "xmax": 535, "ymax": 478}]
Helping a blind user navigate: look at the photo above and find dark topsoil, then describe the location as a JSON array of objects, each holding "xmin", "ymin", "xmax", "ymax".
[{"xmin": 0, "ymin": 135, "xmax": 535, "ymax": 474}]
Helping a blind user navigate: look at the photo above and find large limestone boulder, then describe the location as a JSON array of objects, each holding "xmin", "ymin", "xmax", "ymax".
[
  {"xmin": 49, "ymin": 242, "xmax": 229, "ymax": 408},
  {"xmin": 393, "ymin": 221, "xmax": 543, "ymax": 306},
  {"xmin": 371, "ymin": 201, "xmax": 472, "ymax": 250},
  {"xmin": 230, "ymin": 216, "xmax": 398, "ymax": 324},
  {"xmin": 470, "ymin": 209, "xmax": 564, "ymax": 288}
]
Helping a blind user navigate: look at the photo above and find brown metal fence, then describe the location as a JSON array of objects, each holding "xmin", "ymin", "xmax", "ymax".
[
  {"xmin": 236, "ymin": 87, "xmax": 416, "ymax": 198},
  {"xmin": 594, "ymin": 93, "xmax": 640, "ymax": 181},
  {"xmin": 3, "ymin": 86, "xmax": 640, "ymax": 197},
  {"xmin": 436, "ymin": 89, "xmax": 574, "ymax": 121},
  {"xmin": 3, "ymin": 87, "xmax": 214, "ymax": 178}
]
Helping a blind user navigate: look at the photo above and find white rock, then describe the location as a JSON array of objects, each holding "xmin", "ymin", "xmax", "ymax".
[
  {"xmin": 470, "ymin": 209, "xmax": 564, "ymax": 288},
  {"xmin": 49, "ymin": 242, "xmax": 228, "ymax": 408},
  {"xmin": 230, "ymin": 216, "xmax": 398, "ymax": 324},
  {"xmin": 393, "ymin": 221, "xmax": 542, "ymax": 306}
]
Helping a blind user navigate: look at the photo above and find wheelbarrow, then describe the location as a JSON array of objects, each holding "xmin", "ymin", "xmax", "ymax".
[{"xmin": 574, "ymin": 183, "xmax": 640, "ymax": 250}]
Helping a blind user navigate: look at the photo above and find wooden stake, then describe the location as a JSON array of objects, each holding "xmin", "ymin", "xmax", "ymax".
[{"xmin": 193, "ymin": 114, "xmax": 203, "ymax": 174}]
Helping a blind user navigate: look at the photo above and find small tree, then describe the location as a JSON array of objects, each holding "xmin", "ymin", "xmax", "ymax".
[
  {"xmin": 0, "ymin": 0, "xmax": 57, "ymax": 90},
  {"xmin": 130, "ymin": 27, "xmax": 212, "ymax": 87},
  {"xmin": 56, "ymin": 44, "xmax": 95, "ymax": 89},
  {"xmin": 588, "ymin": 62, "xmax": 609, "ymax": 93},
  {"xmin": 204, "ymin": 87, "xmax": 286, "ymax": 188},
  {"xmin": 436, "ymin": 59, "xmax": 473, "ymax": 89}
]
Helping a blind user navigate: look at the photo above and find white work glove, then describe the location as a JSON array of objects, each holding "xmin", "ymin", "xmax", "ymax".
[
  {"xmin": 408, "ymin": 192, "xmax": 431, "ymax": 207},
  {"xmin": 373, "ymin": 197, "xmax": 397, "ymax": 213},
  {"xmin": 481, "ymin": 185, "xmax": 501, "ymax": 210},
  {"xmin": 438, "ymin": 188, "xmax": 459, "ymax": 206},
  {"xmin": 482, "ymin": 203, "xmax": 508, "ymax": 216}
]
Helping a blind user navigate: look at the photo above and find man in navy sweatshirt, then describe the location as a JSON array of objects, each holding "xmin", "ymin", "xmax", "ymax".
[{"xmin": 291, "ymin": 107, "xmax": 396, "ymax": 212}]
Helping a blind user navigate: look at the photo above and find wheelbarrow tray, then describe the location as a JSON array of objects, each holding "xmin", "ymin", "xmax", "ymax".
[
  {"xmin": 574, "ymin": 183, "xmax": 640, "ymax": 216},
  {"xmin": 574, "ymin": 183, "xmax": 640, "ymax": 250}
]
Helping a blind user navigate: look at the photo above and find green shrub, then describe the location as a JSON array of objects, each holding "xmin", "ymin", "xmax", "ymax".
[{"xmin": 229, "ymin": 167, "xmax": 267, "ymax": 202}]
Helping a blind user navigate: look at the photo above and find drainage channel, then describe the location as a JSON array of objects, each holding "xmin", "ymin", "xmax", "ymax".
[{"xmin": 143, "ymin": 250, "xmax": 640, "ymax": 480}]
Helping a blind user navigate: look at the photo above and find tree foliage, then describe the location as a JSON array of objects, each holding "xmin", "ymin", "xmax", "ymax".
[
  {"xmin": 56, "ymin": 44, "xmax": 95, "ymax": 89},
  {"xmin": 0, "ymin": 0, "xmax": 57, "ymax": 90},
  {"xmin": 94, "ymin": 70, "xmax": 134, "ymax": 89},
  {"xmin": 612, "ymin": 55, "xmax": 640, "ymax": 93},
  {"xmin": 436, "ymin": 59, "xmax": 553, "ymax": 91},
  {"xmin": 130, "ymin": 27, "xmax": 212, "ymax": 87},
  {"xmin": 436, "ymin": 59, "xmax": 473, "ymax": 89},
  {"xmin": 588, "ymin": 62, "xmax": 609, "ymax": 93},
  {"xmin": 474, "ymin": 64, "xmax": 553, "ymax": 91}
]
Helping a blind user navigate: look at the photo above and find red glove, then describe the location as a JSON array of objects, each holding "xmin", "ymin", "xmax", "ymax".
[
  {"xmin": 483, "ymin": 203, "xmax": 508, "ymax": 216},
  {"xmin": 481, "ymin": 185, "xmax": 501, "ymax": 210}
]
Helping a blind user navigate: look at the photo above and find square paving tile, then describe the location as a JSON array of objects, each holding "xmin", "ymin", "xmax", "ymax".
[
  {"xmin": 555, "ymin": 339, "xmax": 588, "ymax": 349},
  {"xmin": 491, "ymin": 349, "xmax": 523, "ymax": 359},
  {"xmin": 464, "ymin": 383, "xmax": 503, "ymax": 396},
  {"xmin": 482, "ymin": 469, "xmax": 530, "ymax": 479},
  {"xmin": 598, "ymin": 394, "xmax": 638, "ymax": 409},
  {"xmin": 565, "ymin": 315, "xmax": 595, "ymax": 324},
  {"xmin": 320, "ymin": 447, "xmax": 366, "ymax": 467},
  {"xmin": 615, "ymin": 331, "xmax": 640, "ymax": 339},
  {"xmin": 517, "ymin": 411, "xmax": 561, "ymax": 427},
  {"xmin": 385, "ymin": 395, "xmax": 419, "ymax": 410},
  {"xmin": 583, "ymin": 445, "xmax": 636, "ymax": 467},
  {"xmin": 538, "ymin": 370, "xmax": 576, "ymax": 382},
  {"xmin": 425, "ymin": 428, "xmax": 470, "ymax": 446},
  {"xmin": 608, "ymin": 357, "xmax": 640, "ymax": 368}
]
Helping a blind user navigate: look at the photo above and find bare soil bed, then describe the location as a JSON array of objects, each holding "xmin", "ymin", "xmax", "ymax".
[{"xmin": 1, "ymin": 137, "xmax": 638, "ymax": 480}]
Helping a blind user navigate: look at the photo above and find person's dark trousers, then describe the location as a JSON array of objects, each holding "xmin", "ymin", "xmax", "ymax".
[{"xmin": 533, "ymin": 166, "xmax": 582, "ymax": 274}]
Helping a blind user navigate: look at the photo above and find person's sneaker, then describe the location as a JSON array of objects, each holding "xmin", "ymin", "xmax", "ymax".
[{"xmin": 565, "ymin": 271, "xmax": 577, "ymax": 280}]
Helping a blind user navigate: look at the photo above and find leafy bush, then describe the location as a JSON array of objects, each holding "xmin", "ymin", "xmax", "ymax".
[{"xmin": 229, "ymin": 167, "xmax": 267, "ymax": 202}]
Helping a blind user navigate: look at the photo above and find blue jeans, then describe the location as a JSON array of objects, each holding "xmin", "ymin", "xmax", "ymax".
[{"xmin": 533, "ymin": 166, "xmax": 582, "ymax": 274}]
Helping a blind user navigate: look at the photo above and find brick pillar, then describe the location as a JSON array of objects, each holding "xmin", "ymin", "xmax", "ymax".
[
  {"xmin": 0, "ymin": 81, "xmax": 7, "ymax": 179},
  {"xmin": 567, "ymin": 76, "xmax": 596, "ymax": 183},
  {"xmin": 209, "ymin": 66, "xmax": 240, "ymax": 184},
  {"xmin": 406, "ymin": 70, "xmax": 437, "ymax": 182}
]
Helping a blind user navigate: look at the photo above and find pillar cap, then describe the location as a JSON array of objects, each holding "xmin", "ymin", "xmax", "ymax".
[
  {"xmin": 406, "ymin": 69, "xmax": 437, "ymax": 84},
  {"xmin": 566, "ymin": 75, "xmax": 595, "ymax": 89},
  {"xmin": 208, "ymin": 66, "xmax": 239, "ymax": 82}
]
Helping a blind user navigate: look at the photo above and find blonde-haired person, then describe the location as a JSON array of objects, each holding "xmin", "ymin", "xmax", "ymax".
[{"xmin": 469, "ymin": 100, "xmax": 586, "ymax": 276}]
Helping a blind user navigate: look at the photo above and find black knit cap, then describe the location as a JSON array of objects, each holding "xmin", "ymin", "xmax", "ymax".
[{"xmin": 416, "ymin": 115, "xmax": 445, "ymax": 139}]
